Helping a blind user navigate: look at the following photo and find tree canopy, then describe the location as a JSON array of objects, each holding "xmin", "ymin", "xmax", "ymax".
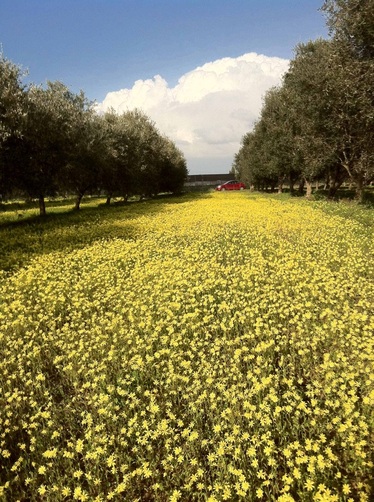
[
  {"xmin": 233, "ymin": 0, "xmax": 374, "ymax": 201},
  {"xmin": 0, "ymin": 57, "xmax": 187, "ymax": 214}
]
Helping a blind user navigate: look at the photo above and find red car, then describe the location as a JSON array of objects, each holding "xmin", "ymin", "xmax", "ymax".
[{"xmin": 216, "ymin": 180, "xmax": 246, "ymax": 191}]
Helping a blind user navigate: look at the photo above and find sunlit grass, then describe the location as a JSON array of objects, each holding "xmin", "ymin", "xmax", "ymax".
[
  {"xmin": 1, "ymin": 192, "xmax": 373, "ymax": 501},
  {"xmin": 0, "ymin": 193, "xmax": 204, "ymax": 271}
]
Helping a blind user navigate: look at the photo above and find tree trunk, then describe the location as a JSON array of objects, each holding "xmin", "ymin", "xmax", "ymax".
[
  {"xmin": 74, "ymin": 193, "xmax": 83, "ymax": 211},
  {"xmin": 328, "ymin": 179, "xmax": 344, "ymax": 199},
  {"xmin": 298, "ymin": 179, "xmax": 305, "ymax": 195},
  {"xmin": 355, "ymin": 176, "xmax": 365, "ymax": 203},
  {"xmin": 39, "ymin": 195, "xmax": 46, "ymax": 216},
  {"xmin": 305, "ymin": 180, "xmax": 313, "ymax": 199},
  {"xmin": 289, "ymin": 173, "xmax": 298, "ymax": 195},
  {"xmin": 327, "ymin": 164, "xmax": 346, "ymax": 199},
  {"xmin": 328, "ymin": 184, "xmax": 338, "ymax": 199},
  {"xmin": 278, "ymin": 176, "xmax": 285, "ymax": 194}
]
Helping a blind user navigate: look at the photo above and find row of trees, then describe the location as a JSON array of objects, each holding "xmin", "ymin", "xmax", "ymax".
[
  {"xmin": 0, "ymin": 55, "xmax": 187, "ymax": 215},
  {"xmin": 232, "ymin": 0, "xmax": 374, "ymax": 201}
]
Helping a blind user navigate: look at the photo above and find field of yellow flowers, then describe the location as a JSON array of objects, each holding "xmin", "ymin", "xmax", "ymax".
[{"xmin": 0, "ymin": 192, "xmax": 373, "ymax": 501}]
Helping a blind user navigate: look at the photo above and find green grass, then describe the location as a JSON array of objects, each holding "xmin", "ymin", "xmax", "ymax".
[{"xmin": 0, "ymin": 193, "xmax": 209, "ymax": 272}]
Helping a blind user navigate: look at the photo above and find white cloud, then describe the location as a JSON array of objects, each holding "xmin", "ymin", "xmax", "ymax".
[{"xmin": 96, "ymin": 53, "xmax": 289, "ymax": 173}]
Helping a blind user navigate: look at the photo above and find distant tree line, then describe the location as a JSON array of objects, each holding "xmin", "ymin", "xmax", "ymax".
[
  {"xmin": 232, "ymin": 0, "xmax": 374, "ymax": 201},
  {"xmin": 0, "ymin": 56, "xmax": 187, "ymax": 215}
]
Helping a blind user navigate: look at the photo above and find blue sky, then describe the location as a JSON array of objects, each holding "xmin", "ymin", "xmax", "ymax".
[{"xmin": 0, "ymin": 0, "xmax": 328, "ymax": 173}]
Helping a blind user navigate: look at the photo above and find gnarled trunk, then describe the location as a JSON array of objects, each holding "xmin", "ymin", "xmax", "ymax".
[
  {"xmin": 74, "ymin": 193, "xmax": 83, "ymax": 211},
  {"xmin": 305, "ymin": 180, "xmax": 313, "ymax": 199}
]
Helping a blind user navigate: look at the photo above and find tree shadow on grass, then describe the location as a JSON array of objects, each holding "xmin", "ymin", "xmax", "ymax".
[
  {"xmin": 314, "ymin": 187, "xmax": 374, "ymax": 207},
  {"xmin": 0, "ymin": 191, "xmax": 210, "ymax": 273}
]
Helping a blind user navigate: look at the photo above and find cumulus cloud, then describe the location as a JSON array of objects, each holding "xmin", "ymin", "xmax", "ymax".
[{"xmin": 96, "ymin": 53, "xmax": 289, "ymax": 173}]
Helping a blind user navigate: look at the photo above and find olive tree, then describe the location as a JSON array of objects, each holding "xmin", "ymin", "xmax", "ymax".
[
  {"xmin": 58, "ymin": 95, "xmax": 106, "ymax": 210},
  {"xmin": 321, "ymin": 0, "xmax": 374, "ymax": 200},
  {"xmin": 15, "ymin": 82, "xmax": 88, "ymax": 215},
  {"xmin": 0, "ymin": 54, "xmax": 27, "ymax": 197}
]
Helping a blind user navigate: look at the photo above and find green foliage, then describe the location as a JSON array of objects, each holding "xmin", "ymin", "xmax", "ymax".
[
  {"xmin": 0, "ymin": 54, "xmax": 27, "ymax": 197},
  {"xmin": 0, "ymin": 52, "xmax": 26, "ymax": 143},
  {"xmin": 0, "ymin": 56, "xmax": 187, "ymax": 215},
  {"xmin": 322, "ymin": 0, "xmax": 374, "ymax": 60},
  {"xmin": 235, "ymin": 1, "xmax": 374, "ymax": 201}
]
